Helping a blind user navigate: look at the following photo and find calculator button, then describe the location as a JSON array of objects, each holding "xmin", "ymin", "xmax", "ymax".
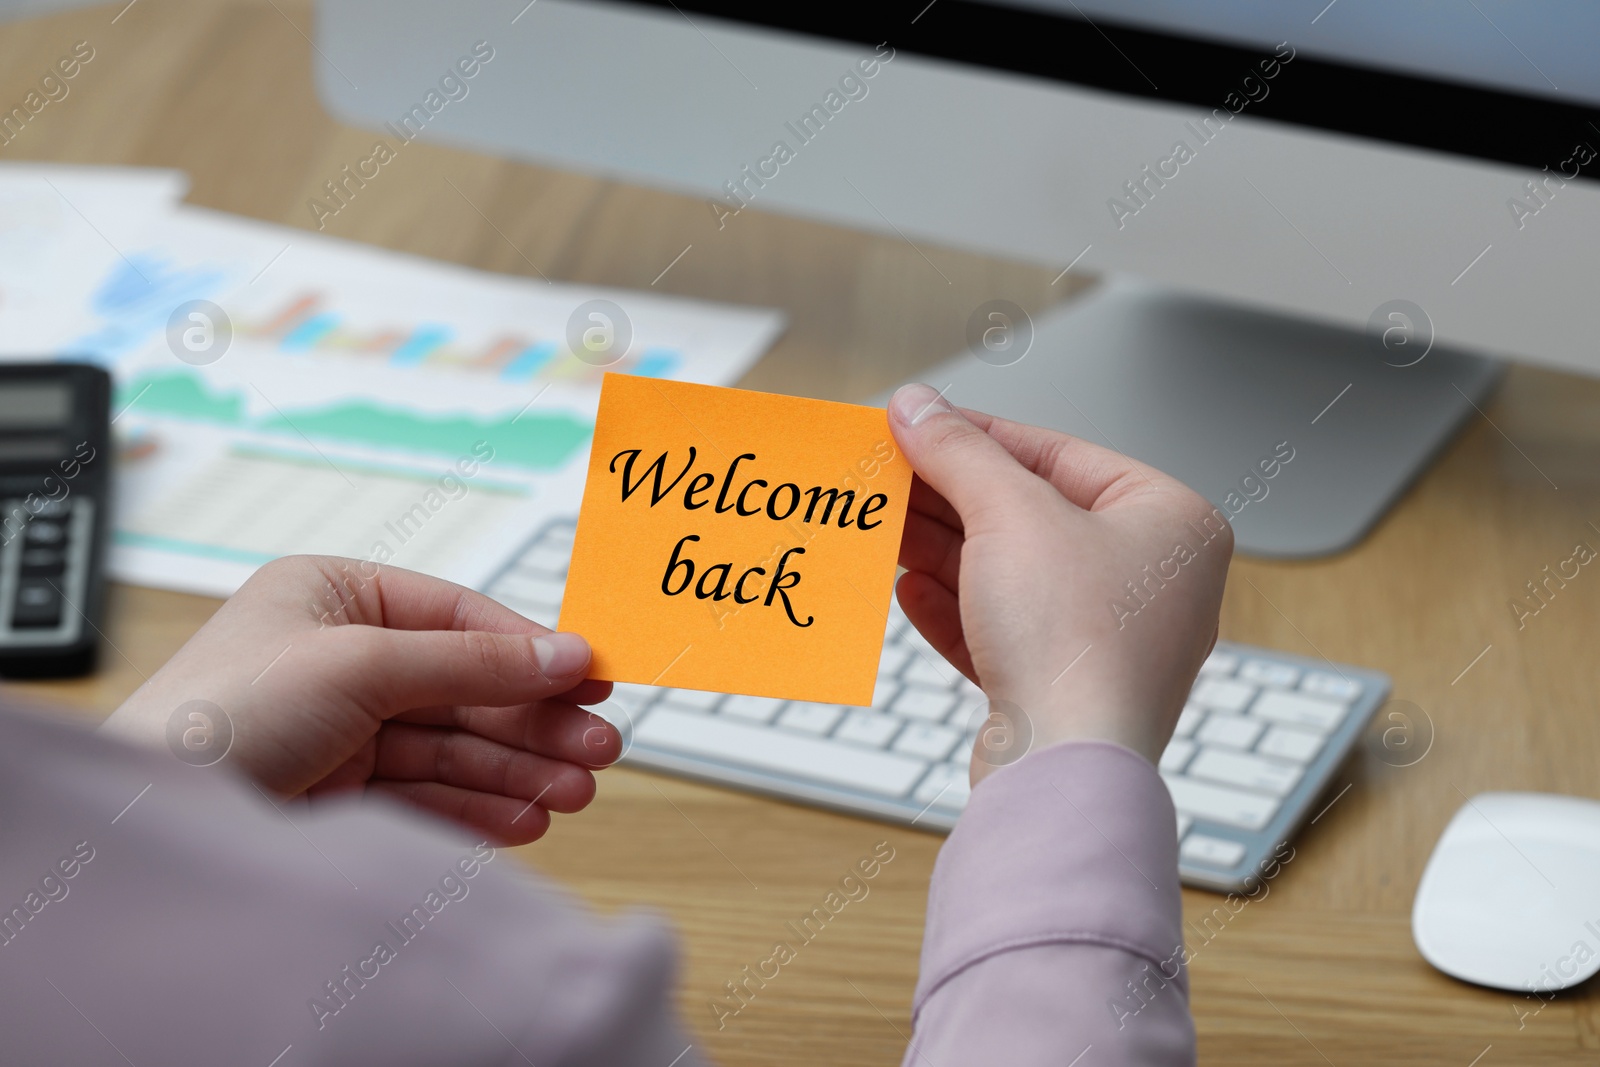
[
  {"xmin": 12, "ymin": 578, "xmax": 63, "ymax": 628},
  {"xmin": 28, "ymin": 499, "xmax": 71, "ymax": 520},
  {"xmin": 23, "ymin": 521, "xmax": 67, "ymax": 547},
  {"xmin": 20, "ymin": 548, "xmax": 67, "ymax": 577}
]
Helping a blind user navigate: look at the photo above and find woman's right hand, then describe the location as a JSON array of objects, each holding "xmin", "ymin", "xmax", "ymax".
[{"xmin": 887, "ymin": 383, "xmax": 1234, "ymax": 782}]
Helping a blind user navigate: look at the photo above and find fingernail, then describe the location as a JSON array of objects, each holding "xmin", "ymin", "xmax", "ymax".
[
  {"xmin": 890, "ymin": 383, "xmax": 952, "ymax": 427},
  {"xmin": 532, "ymin": 632, "xmax": 590, "ymax": 677}
]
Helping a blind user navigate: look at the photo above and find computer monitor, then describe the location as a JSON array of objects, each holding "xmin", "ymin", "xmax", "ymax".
[{"xmin": 315, "ymin": 1, "xmax": 1600, "ymax": 556}]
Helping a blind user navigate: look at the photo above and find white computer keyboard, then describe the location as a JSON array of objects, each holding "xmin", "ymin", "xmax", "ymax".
[{"xmin": 487, "ymin": 517, "xmax": 1390, "ymax": 892}]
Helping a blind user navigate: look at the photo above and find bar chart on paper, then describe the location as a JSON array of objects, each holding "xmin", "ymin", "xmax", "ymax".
[{"xmin": 249, "ymin": 292, "xmax": 687, "ymax": 383}]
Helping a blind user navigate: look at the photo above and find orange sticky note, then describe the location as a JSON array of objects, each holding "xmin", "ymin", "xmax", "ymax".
[{"xmin": 558, "ymin": 374, "xmax": 911, "ymax": 705}]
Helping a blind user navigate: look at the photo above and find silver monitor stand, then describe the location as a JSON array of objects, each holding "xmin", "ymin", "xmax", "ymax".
[{"xmin": 919, "ymin": 279, "xmax": 1501, "ymax": 558}]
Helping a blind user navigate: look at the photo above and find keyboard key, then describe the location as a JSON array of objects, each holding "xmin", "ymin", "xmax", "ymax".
[
  {"xmin": 950, "ymin": 732, "xmax": 976, "ymax": 767},
  {"xmin": 891, "ymin": 685, "xmax": 958, "ymax": 723},
  {"xmin": 913, "ymin": 762, "xmax": 971, "ymax": 810},
  {"xmin": 834, "ymin": 710, "xmax": 902, "ymax": 748},
  {"xmin": 871, "ymin": 676, "xmax": 900, "ymax": 708},
  {"xmin": 721, "ymin": 694, "xmax": 782, "ymax": 723},
  {"xmin": 877, "ymin": 643, "xmax": 912, "ymax": 677},
  {"xmin": 950, "ymin": 698, "xmax": 990, "ymax": 736},
  {"xmin": 661, "ymin": 688, "xmax": 722, "ymax": 712},
  {"xmin": 1239, "ymin": 660, "xmax": 1300, "ymax": 689},
  {"xmin": 1173, "ymin": 703, "xmax": 1206, "ymax": 738},
  {"xmin": 1188, "ymin": 749, "xmax": 1303, "ymax": 796},
  {"xmin": 11, "ymin": 579, "xmax": 62, "ymax": 628},
  {"xmin": 635, "ymin": 708, "xmax": 929, "ymax": 797},
  {"xmin": 1300, "ymin": 671, "xmax": 1362, "ymax": 701},
  {"xmin": 1191, "ymin": 677, "xmax": 1257, "ymax": 713},
  {"xmin": 541, "ymin": 523, "xmax": 576, "ymax": 546},
  {"xmin": 897, "ymin": 624, "xmax": 939, "ymax": 658},
  {"xmin": 517, "ymin": 544, "xmax": 571, "ymax": 575},
  {"xmin": 501, "ymin": 598, "xmax": 561, "ymax": 623},
  {"xmin": 1176, "ymin": 813, "xmax": 1193, "ymax": 839},
  {"xmin": 1198, "ymin": 651, "xmax": 1239, "ymax": 676},
  {"xmin": 1257, "ymin": 726, "xmax": 1323, "ymax": 763},
  {"xmin": 1196, "ymin": 714, "xmax": 1264, "ymax": 750},
  {"xmin": 1158, "ymin": 739, "xmax": 1196, "ymax": 774},
  {"xmin": 903, "ymin": 656, "xmax": 956, "ymax": 688},
  {"xmin": 893, "ymin": 722, "xmax": 961, "ymax": 761},
  {"xmin": 607, "ymin": 684, "xmax": 659, "ymax": 717},
  {"xmin": 1163, "ymin": 776, "xmax": 1279, "ymax": 831},
  {"xmin": 1251, "ymin": 690, "xmax": 1347, "ymax": 733},
  {"xmin": 778, "ymin": 702, "xmax": 844, "ymax": 735},
  {"xmin": 1180, "ymin": 834, "xmax": 1247, "ymax": 868},
  {"xmin": 495, "ymin": 572, "xmax": 565, "ymax": 606}
]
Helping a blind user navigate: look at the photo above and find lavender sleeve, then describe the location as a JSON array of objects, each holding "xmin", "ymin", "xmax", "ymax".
[
  {"xmin": 0, "ymin": 705, "xmax": 706, "ymax": 1067},
  {"xmin": 904, "ymin": 740, "xmax": 1196, "ymax": 1066},
  {"xmin": 2, "ymin": 703, "xmax": 1188, "ymax": 1066}
]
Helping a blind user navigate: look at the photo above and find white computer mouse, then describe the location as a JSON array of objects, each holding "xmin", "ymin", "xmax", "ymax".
[{"xmin": 1413, "ymin": 792, "xmax": 1600, "ymax": 992}]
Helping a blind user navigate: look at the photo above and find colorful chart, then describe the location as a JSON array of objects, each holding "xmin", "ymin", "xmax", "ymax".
[
  {"xmin": 247, "ymin": 292, "xmax": 683, "ymax": 383},
  {"xmin": 120, "ymin": 369, "xmax": 592, "ymax": 471}
]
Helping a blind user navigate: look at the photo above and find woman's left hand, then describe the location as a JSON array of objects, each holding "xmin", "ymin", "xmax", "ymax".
[{"xmin": 103, "ymin": 556, "xmax": 619, "ymax": 845}]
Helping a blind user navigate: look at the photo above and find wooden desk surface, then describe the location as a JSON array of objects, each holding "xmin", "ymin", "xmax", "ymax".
[{"xmin": 5, "ymin": 3, "xmax": 1599, "ymax": 1063}]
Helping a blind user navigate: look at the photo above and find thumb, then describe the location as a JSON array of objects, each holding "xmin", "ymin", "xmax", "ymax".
[
  {"xmin": 336, "ymin": 626, "xmax": 594, "ymax": 712},
  {"xmin": 888, "ymin": 383, "xmax": 1042, "ymax": 523}
]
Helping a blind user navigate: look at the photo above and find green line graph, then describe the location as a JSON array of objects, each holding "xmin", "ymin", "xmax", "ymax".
[{"xmin": 119, "ymin": 369, "xmax": 591, "ymax": 471}]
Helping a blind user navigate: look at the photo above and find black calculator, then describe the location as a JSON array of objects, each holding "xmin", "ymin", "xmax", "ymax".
[{"xmin": 0, "ymin": 364, "xmax": 111, "ymax": 677}]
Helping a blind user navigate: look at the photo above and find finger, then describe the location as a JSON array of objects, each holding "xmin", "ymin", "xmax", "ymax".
[
  {"xmin": 305, "ymin": 558, "xmax": 559, "ymax": 635},
  {"xmin": 909, "ymin": 475, "xmax": 963, "ymax": 532},
  {"xmin": 898, "ymin": 508, "xmax": 963, "ymax": 596},
  {"xmin": 955, "ymin": 405, "xmax": 1181, "ymax": 513},
  {"xmin": 369, "ymin": 780, "xmax": 556, "ymax": 846},
  {"xmin": 372, "ymin": 723, "xmax": 599, "ymax": 813},
  {"xmin": 391, "ymin": 702, "xmax": 623, "ymax": 769},
  {"xmin": 888, "ymin": 384, "xmax": 1053, "ymax": 532},
  {"xmin": 406, "ymin": 681, "xmax": 611, "ymax": 713},
  {"xmin": 894, "ymin": 570, "xmax": 979, "ymax": 685},
  {"xmin": 333, "ymin": 626, "xmax": 595, "ymax": 713}
]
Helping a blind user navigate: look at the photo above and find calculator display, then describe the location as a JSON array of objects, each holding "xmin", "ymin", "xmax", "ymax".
[{"xmin": 0, "ymin": 383, "xmax": 73, "ymax": 429}]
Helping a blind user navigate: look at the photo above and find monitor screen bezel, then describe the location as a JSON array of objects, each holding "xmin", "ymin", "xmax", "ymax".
[{"xmin": 609, "ymin": 0, "xmax": 1600, "ymax": 182}]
